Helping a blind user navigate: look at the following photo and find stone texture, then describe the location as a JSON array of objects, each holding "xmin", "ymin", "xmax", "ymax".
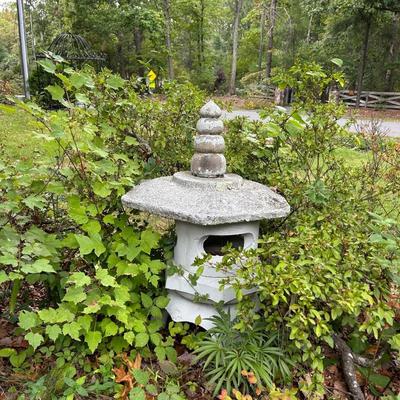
[
  {"xmin": 191, "ymin": 153, "xmax": 226, "ymax": 178},
  {"xmin": 199, "ymin": 100, "xmax": 222, "ymax": 118},
  {"xmin": 196, "ymin": 118, "xmax": 224, "ymax": 135},
  {"xmin": 167, "ymin": 221, "xmax": 259, "ymax": 303},
  {"xmin": 190, "ymin": 100, "xmax": 226, "ymax": 177},
  {"xmin": 122, "ymin": 171, "xmax": 290, "ymax": 225},
  {"xmin": 166, "ymin": 291, "xmax": 238, "ymax": 330},
  {"xmin": 194, "ymin": 135, "xmax": 225, "ymax": 153}
]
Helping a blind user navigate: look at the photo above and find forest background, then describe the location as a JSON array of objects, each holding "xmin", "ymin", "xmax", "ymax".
[{"xmin": 1, "ymin": 0, "xmax": 400, "ymax": 97}]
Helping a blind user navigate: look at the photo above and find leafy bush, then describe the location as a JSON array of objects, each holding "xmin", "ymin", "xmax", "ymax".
[
  {"xmin": 219, "ymin": 62, "xmax": 400, "ymax": 396},
  {"xmin": 0, "ymin": 64, "xmax": 204, "ymax": 369}
]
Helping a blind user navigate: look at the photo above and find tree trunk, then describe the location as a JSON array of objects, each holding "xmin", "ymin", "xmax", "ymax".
[
  {"xmin": 134, "ymin": 27, "xmax": 145, "ymax": 76},
  {"xmin": 265, "ymin": 0, "xmax": 277, "ymax": 79},
  {"xmin": 385, "ymin": 13, "xmax": 399, "ymax": 91},
  {"xmin": 257, "ymin": 3, "xmax": 267, "ymax": 82},
  {"xmin": 200, "ymin": 0, "xmax": 205, "ymax": 64},
  {"xmin": 356, "ymin": 15, "xmax": 371, "ymax": 107},
  {"xmin": 163, "ymin": 0, "xmax": 174, "ymax": 80},
  {"xmin": 229, "ymin": 0, "xmax": 243, "ymax": 95},
  {"xmin": 306, "ymin": 13, "xmax": 313, "ymax": 43}
]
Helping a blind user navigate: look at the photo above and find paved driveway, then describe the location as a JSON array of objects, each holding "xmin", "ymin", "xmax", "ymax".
[{"xmin": 222, "ymin": 110, "xmax": 400, "ymax": 138}]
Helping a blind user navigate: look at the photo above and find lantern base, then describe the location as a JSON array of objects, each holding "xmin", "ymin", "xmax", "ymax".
[{"xmin": 166, "ymin": 290, "xmax": 238, "ymax": 330}]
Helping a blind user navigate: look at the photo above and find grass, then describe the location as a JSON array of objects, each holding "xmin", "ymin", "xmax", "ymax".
[
  {"xmin": 333, "ymin": 147, "xmax": 370, "ymax": 167},
  {"xmin": 0, "ymin": 105, "xmax": 41, "ymax": 160},
  {"xmin": 0, "ymin": 105, "xmax": 375, "ymax": 169}
]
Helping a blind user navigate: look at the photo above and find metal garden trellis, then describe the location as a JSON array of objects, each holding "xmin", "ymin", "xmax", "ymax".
[{"xmin": 37, "ymin": 32, "xmax": 105, "ymax": 66}]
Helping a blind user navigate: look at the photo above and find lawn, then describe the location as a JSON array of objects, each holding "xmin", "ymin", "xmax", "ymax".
[
  {"xmin": 0, "ymin": 105, "xmax": 370, "ymax": 166},
  {"xmin": 0, "ymin": 105, "xmax": 41, "ymax": 160}
]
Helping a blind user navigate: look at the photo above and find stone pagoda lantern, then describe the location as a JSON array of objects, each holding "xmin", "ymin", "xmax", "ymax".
[{"xmin": 122, "ymin": 100, "xmax": 289, "ymax": 329}]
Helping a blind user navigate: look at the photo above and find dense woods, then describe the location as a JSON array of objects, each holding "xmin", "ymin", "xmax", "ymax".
[{"xmin": 1, "ymin": 0, "xmax": 400, "ymax": 94}]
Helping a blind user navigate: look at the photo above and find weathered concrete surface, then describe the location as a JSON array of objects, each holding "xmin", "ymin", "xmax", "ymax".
[
  {"xmin": 122, "ymin": 171, "xmax": 290, "ymax": 225},
  {"xmin": 191, "ymin": 100, "xmax": 226, "ymax": 177},
  {"xmin": 223, "ymin": 109, "xmax": 400, "ymax": 138},
  {"xmin": 166, "ymin": 291, "xmax": 238, "ymax": 330}
]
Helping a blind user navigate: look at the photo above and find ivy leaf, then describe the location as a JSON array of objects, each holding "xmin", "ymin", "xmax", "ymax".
[
  {"xmin": 68, "ymin": 196, "xmax": 88, "ymax": 224},
  {"xmin": 68, "ymin": 272, "xmax": 91, "ymax": 287},
  {"xmin": 70, "ymin": 73, "xmax": 86, "ymax": 88},
  {"xmin": 38, "ymin": 59, "xmax": 56, "ymax": 74},
  {"xmin": 46, "ymin": 84, "xmax": 65, "ymax": 101},
  {"xmin": 92, "ymin": 181, "xmax": 112, "ymax": 198},
  {"xmin": 55, "ymin": 307, "xmax": 75, "ymax": 323},
  {"xmin": 63, "ymin": 322, "xmax": 82, "ymax": 341},
  {"xmin": 91, "ymin": 235, "xmax": 106, "ymax": 256},
  {"xmin": 102, "ymin": 320, "xmax": 118, "ymax": 337},
  {"xmin": 0, "ymin": 254, "xmax": 17, "ymax": 266},
  {"xmin": 140, "ymin": 230, "xmax": 160, "ymax": 254},
  {"xmin": 131, "ymin": 320, "xmax": 146, "ymax": 333},
  {"xmin": 155, "ymin": 296, "xmax": 169, "ymax": 309},
  {"xmin": 75, "ymin": 234, "xmax": 95, "ymax": 255},
  {"xmin": 38, "ymin": 308, "xmax": 58, "ymax": 323},
  {"xmin": 105, "ymin": 75, "xmax": 125, "ymax": 89},
  {"xmin": 46, "ymin": 325, "xmax": 62, "ymax": 341},
  {"xmin": 22, "ymin": 195, "xmax": 46, "ymax": 210},
  {"xmin": 82, "ymin": 220, "xmax": 101, "ymax": 235},
  {"xmin": 126, "ymin": 246, "xmax": 141, "ymax": 261},
  {"xmin": 132, "ymin": 369, "xmax": 149, "ymax": 386},
  {"xmin": 75, "ymin": 93, "xmax": 90, "ymax": 105},
  {"xmin": 25, "ymin": 332, "xmax": 44, "ymax": 350},
  {"xmin": 63, "ymin": 286, "xmax": 87, "ymax": 304},
  {"xmin": 141, "ymin": 293, "xmax": 153, "ymax": 309},
  {"xmin": 21, "ymin": 259, "xmax": 55, "ymax": 274},
  {"xmin": 0, "ymin": 271, "xmax": 9, "ymax": 284},
  {"xmin": 124, "ymin": 331, "xmax": 135, "ymax": 345},
  {"xmin": 19, "ymin": 311, "xmax": 39, "ymax": 330},
  {"xmin": 114, "ymin": 285, "xmax": 130, "ymax": 304},
  {"xmin": 85, "ymin": 331, "xmax": 102, "ymax": 354},
  {"xmin": 95, "ymin": 268, "xmax": 117, "ymax": 287},
  {"xmin": 135, "ymin": 332, "xmax": 149, "ymax": 348},
  {"xmin": 77, "ymin": 315, "xmax": 92, "ymax": 332}
]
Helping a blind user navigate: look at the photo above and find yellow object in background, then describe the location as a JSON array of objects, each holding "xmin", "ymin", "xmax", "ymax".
[{"xmin": 147, "ymin": 70, "xmax": 156, "ymax": 89}]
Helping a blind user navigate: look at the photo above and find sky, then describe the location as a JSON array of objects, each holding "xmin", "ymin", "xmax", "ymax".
[{"xmin": 0, "ymin": 0, "xmax": 13, "ymax": 8}]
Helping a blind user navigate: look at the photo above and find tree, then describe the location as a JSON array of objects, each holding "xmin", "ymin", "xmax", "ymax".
[
  {"xmin": 163, "ymin": 0, "xmax": 174, "ymax": 80},
  {"xmin": 385, "ymin": 12, "xmax": 399, "ymax": 91},
  {"xmin": 229, "ymin": 0, "xmax": 244, "ymax": 94},
  {"xmin": 265, "ymin": 0, "xmax": 277, "ymax": 79},
  {"xmin": 257, "ymin": 1, "xmax": 267, "ymax": 81}
]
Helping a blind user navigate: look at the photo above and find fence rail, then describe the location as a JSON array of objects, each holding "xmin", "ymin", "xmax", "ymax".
[{"xmin": 338, "ymin": 90, "xmax": 400, "ymax": 110}]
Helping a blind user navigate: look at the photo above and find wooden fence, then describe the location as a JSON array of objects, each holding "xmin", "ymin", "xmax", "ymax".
[{"xmin": 338, "ymin": 90, "xmax": 400, "ymax": 110}]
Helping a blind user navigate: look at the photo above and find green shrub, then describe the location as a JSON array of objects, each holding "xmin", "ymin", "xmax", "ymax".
[
  {"xmin": 0, "ymin": 64, "xmax": 203, "ymax": 367},
  {"xmin": 218, "ymin": 62, "xmax": 400, "ymax": 396}
]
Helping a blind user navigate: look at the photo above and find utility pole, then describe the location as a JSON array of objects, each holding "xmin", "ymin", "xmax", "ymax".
[{"xmin": 16, "ymin": 0, "xmax": 30, "ymax": 99}]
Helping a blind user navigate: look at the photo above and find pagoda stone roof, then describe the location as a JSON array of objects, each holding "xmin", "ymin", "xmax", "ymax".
[
  {"xmin": 122, "ymin": 100, "xmax": 290, "ymax": 225},
  {"xmin": 122, "ymin": 171, "xmax": 289, "ymax": 225}
]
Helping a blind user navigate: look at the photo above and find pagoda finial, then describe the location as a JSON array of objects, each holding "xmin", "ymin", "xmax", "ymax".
[{"xmin": 190, "ymin": 100, "xmax": 226, "ymax": 178}]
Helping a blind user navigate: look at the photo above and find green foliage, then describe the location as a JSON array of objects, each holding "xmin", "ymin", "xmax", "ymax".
[
  {"xmin": 219, "ymin": 62, "xmax": 400, "ymax": 396},
  {"xmin": 195, "ymin": 312, "xmax": 292, "ymax": 396},
  {"xmin": 0, "ymin": 63, "xmax": 203, "ymax": 361}
]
